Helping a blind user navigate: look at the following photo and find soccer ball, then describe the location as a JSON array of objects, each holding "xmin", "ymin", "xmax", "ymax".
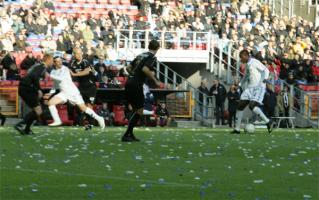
[{"xmin": 244, "ymin": 123, "xmax": 255, "ymax": 134}]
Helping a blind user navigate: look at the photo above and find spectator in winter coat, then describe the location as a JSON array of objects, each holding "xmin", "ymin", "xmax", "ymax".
[
  {"xmin": 210, "ymin": 80, "xmax": 227, "ymax": 125},
  {"xmin": 227, "ymin": 85, "xmax": 240, "ymax": 128}
]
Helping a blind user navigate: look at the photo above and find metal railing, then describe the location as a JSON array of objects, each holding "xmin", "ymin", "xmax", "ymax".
[
  {"xmin": 115, "ymin": 29, "xmax": 212, "ymax": 51},
  {"xmin": 155, "ymin": 61, "xmax": 215, "ymax": 125}
]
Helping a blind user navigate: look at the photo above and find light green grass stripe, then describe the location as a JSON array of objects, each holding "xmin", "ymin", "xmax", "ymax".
[{"xmin": 1, "ymin": 167, "xmax": 199, "ymax": 188}]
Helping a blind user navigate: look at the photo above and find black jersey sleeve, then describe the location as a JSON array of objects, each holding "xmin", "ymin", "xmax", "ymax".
[
  {"xmin": 34, "ymin": 65, "xmax": 46, "ymax": 90},
  {"xmin": 144, "ymin": 56, "xmax": 156, "ymax": 71}
]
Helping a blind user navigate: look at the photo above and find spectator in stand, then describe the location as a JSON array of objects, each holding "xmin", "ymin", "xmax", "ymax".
[
  {"xmin": 99, "ymin": 76, "xmax": 108, "ymax": 88},
  {"xmin": 277, "ymin": 85, "xmax": 293, "ymax": 116},
  {"xmin": 108, "ymin": 76, "xmax": 121, "ymax": 88},
  {"xmin": 94, "ymin": 41, "xmax": 108, "ymax": 60},
  {"xmin": 0, "ymin": 106, "xmax": 6, "ymax": 126},
  {"xmin": 105, "ymin": 65, "xmax": 115, "ymax": 80},
  {"xmin": 6, "ymin": 63, "xmax": 20, "ymax": 80},
  {"xmin": 97, "ymin": 102, "xmax": 114, "ymax": 126},
  {"xmin": 156, "ymin": 103, "xmax": 171, "ymax": 127},
  {"xmin": 40, "ymin": 35, "xmax": 57, "ymax": 52},
  {"xmin": 227, "ymin": 84, "xmax": 240, "ymax": 128},
  {"xmin": 277, "ymin": 86, "xmax": 293, "ymax": 127},
  {"xmin": 20, "ymin": 52, "xmax": 37, "ymax": 70},
  {"xmin": 56, "ymin": 34, "xmax": 69, "ymax": 52},
  {"xmin": 210, "ymin": 79, "xmax": 227, "ymax": 125},
  {"xmin": 198, "ymin": 79, "xmax": 209, "ymax": 117},
  {"xmin": 0, "ymin": 64, "xmax": 6, "ymax": 80},
  {"xmin": 14, "ymin": 33, "xmax": 26, "ymax": 51},
  {"xmin": 96, "ymin": 65, "xmax": 106, "ymax": 83},
  {"xmin": 1, "ymin": 51, "xmax": 16, "ymax": 70},
  {"xmin": 263, "ymin": 83, "xmax": 277, "ymax": 119},
  {"xmin": 105, "ymin": 43, "xmax": 118, "ymax": 61},
  {"xmin": 82, "ymin": 25, "xmax": 94, "ymax": 45}
]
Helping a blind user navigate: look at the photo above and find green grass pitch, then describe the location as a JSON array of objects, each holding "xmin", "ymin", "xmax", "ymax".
[{"xmin": 0, "ymin": 127, "xmax": 318, "ymax": 200}]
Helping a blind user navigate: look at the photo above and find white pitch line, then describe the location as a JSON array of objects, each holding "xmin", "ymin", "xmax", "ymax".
[{"xmin": 1, "ymin": 167, "xmax": 199, "ymax": 188}]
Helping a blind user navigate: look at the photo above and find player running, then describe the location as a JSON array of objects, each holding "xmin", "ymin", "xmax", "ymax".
[
  {"xmin": 45, "ymin": 57, "xmax": 105, "ymax": 129},
  {"xmin": 231, "ymin": 49, "xmax": 273, "ymax": 134},
  {"xmin": 69, "ymin": 48, "xmax": 98, "ymax": 129},
  {"xmin": 121, "ymin": 40, "xmax": 162, "ymax": 142},
  {"xmin": 15, "ymin": 54, "xmax": 54, "ymax": 135}
]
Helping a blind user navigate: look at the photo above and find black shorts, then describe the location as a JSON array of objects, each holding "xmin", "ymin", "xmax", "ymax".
[
  {"xmin": 125, "ymin": 79, "xmax": 144, "ymax": 109},
  {"xmin": 79, "ymin": 85, "xmax": 97, "ymax": 104},
  {"xmin": 18, "ymin": 85, "xmax": 40, "ymax": 108}
]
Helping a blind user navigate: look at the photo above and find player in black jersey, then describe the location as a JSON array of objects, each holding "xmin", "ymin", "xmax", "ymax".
[
  {"xmin": 15, "ymin": 54, "xmax": 53, "ymax": 135},
  {"xmin": 69, "ymin": 47, "xmax": 98, "ymax": 129},
  {"xmin": 122, "ymin": 40, "xmax": 161, "ymax": 142}
]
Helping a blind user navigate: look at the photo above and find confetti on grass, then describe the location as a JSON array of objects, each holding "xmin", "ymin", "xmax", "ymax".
[
  {"xmin": 253, "ymin": 180, "xmax": 264, "ymax": 184},
  {"xmin": 78, "ymin": 184, "xmax": 87, "ymax": 188}
]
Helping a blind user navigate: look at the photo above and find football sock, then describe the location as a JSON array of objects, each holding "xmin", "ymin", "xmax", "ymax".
[
  {"xmin": 24, "ymin": 111, "xmax": 37, "ymax": 132},
  {"xmin": 49, "ymin": 105, "xmax": 61, "ymax": 123},
  {"xmin": 253, "ymin": 107, "xmax": 269, "ymax": 123},
  {"xmin": 85, "ymin": 107, "xmax": 100, "ymax": 121},
  {"xmin": 125, "ymin": 112, "xmax": 140, "ymax": 137},
  {"xmin": 235, "ymin": 110, "xmax": 243, "ymax": 131}
]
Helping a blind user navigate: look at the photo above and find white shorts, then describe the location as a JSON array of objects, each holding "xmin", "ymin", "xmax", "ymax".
[
  {"xmin": 240, "ymin": 86, "xmax": 265, "ymax": 104},
  {"xmin": 56, "ymin": 92, "xmax": 84, "ymax": 105}
]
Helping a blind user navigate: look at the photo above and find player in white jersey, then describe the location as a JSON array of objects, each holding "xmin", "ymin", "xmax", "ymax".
[
  {"xmin": 45, "ymin": 56, "xmax": 105, "ymax": 129},
  {"xmin": 231, "ymin": 50, "xmax": 273, "ymax": 134}
]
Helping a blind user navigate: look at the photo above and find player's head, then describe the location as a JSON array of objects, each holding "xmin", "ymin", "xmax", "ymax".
[
  {"xmin": 53, "ymin": 56, "xmax": 62, "ymax": 69},
  {"xmin": 148, "ymin": 40, "xmax": 160, "ymax": 54},
  {"xmin": 73, "ymin": 47, "xmax": 83, "ymax": 61},
  {"xmin": 239, "ymin": 49, "xmax": 250, "ymax": 64},
  {"xmin": 42, "ymin": 54, "xmax": 54, "ymax": 67}
]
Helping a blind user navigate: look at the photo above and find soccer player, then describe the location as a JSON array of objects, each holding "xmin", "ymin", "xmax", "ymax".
[
  {"xmin": 69, "ymin": 48, "xmax": 98, "ymax": 129},
  {"xmin": 15, "ymin": 54, "xmax": 54, "ymax": 135},
  {"xmin": 122, "ymin": 40, "xmax": 161, "ymax": 142},
  {"xmin": 231, "ymin": 50, "xmax": 273, "ymax": 134},
  {"xmin": 45, "ymin": 56, "xmax": 105, "ymax": 129}
]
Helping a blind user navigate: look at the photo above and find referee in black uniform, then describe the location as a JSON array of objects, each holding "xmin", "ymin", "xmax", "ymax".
[
  {"xmin": 15, "ymin": 54, "xmax": 53, "ymax": 135},
  {"xmin": 69, "ymin": 47, "xmax": 97, "ymax": 129},
  {"xmin": 122, "ymin": 40, "xmax": 161, "ymax": 142}
]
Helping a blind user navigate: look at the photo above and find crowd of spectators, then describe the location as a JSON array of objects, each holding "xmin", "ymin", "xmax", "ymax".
[{"xmin": 0, "ymin": 0, "xmax": 318, "ymax": 85}]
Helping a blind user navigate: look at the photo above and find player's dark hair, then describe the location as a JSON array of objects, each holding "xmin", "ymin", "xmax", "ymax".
[
  {"xmin": 239, "ymin": 49, "xmax": 250, "ymax": 57},
  {"xmin": 148, "ymin": 40, "xmax": 160, "ymax": 51}
]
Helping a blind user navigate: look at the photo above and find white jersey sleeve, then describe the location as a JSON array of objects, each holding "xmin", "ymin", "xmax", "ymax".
[
  {"xmin": 49, "ymin": 66, "xmax": 80, "ymax": 95},
  {"xmin": 246, "ymin": 58, "xmax": 269, "ymax": 88},
  {"xmin": 50, "ymin": 66, "xmax": 70, "ymax": 82}
]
